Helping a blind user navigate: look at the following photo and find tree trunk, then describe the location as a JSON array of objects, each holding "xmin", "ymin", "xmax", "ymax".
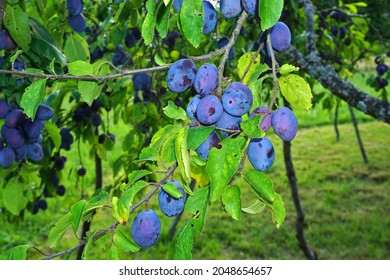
[{"xmin": 348, "ymin": 105, "xmax": 369, "ymax": 164}]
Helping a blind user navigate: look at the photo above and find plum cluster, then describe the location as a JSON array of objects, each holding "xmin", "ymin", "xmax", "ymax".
[
  {"xmin": 374, "ymin": 54, "xmax": 389, "ymax": 90},
  {"xmin": 67, "ymin": 0, "xmax": 86, "ymax": 33},
  {"xmin": 0, "ymin": 100, "xmax": 53, "ymax": 168},
  {"xmin": 131, "ymin": 180, "xmax": 185, "ymax": 248}
]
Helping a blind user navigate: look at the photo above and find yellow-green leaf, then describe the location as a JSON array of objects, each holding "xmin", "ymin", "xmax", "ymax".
[
  {"xmin": 279, "ymin": 74, "xmax": 313, "ymax": 111},
  {"xmin": 175, "ymin": 126, "xmax": 192, "ymax": 191}
]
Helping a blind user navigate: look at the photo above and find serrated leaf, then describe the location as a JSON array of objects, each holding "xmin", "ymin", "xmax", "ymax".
[
  {"xmin": 112, "ymin": 181, "xmax": 150, "ymax": 224},
  {"xmin": 187, "ymin": 126, "xmax": 214, "ymax": 150},
  {"xmin": 127, "ymin": 170, "xmax": 152, "ymax": 187},
  {"xmin": 175, "ymin": 126, "xmax": 192, "ymax": 189},
  {"xmin": 154, "ymin": 53, "xmax": 167, "ymax": 66},
  {"xmin": 4, "ymin": 4, "xmax": 31, "ymax": 51},
  {"xmin": 206, "ymin": 136, "xmax": 246, "ymax": 202},
  {"xmin": 166, "ymin": 218, "xmax": 196, "ymax": 260},
  {"xmin": 162, "ymin": 182, "xmax": 183, "ymax": 199},
  {"xmin": 156, "ymin": 1, "xmax": 172, "ymax": 38},
  {"xmin": 0, "ymin": 245, "xmax": 31, "ymax": 260},
  {"xmin": 222, "ymin": 185, "xmax": 241, "ymax": 220},
  {"xmin": 237, "ymin": 52, "xmax": 268, "ymax": 84},
  {"xmin": 71, "ymin": 200, "xmax": 87, "ymax": 235},
  {"xmin": 3, "ymin": 177, "xmax": 28, "ymax": 215},
  {"xmin": 114, "ymin": 230, "xmax": 140, "ymax": 252},
  {"xmin": 242, "ymin": 200, "xmax": 266, "ymax": 214},
  {"xmin": 240, "ymin": 114, "xmax": 265, "ymax": 138},
  {"xmin": 279, "ymin": 64, "xmax": 300, "ymax": 75},
  {"xmin": 179, "ymin": 0, "xmax": 203, "ymax": 48},
  {"xmin": 48, "ymin": 212, "xmax": 71, "ymax": 248},
  {"xmin": 68, "ymin": 60, "xmax": 93, "ymax": 76},
  {"xmin": 259, "ymin": 0, "xmax": 284, "ymax": 31},
  {"xmin": 45, "ymin": 121, "xmax": 61, "ymax": 150},
  {"xmin": 108, "ymin": 245, "xmax": 122, "ymax": 260},
  {"xmin": 279, "ymin": 74, "xmax": 313, "ymax": 110},
  {"xmin": 142, "ymin": 0, "xmax": 157, "ymax": 45},
  {"xmin": 64, "ymin": 33, "xmax": 90, "ymax": 62},
  {"xmin": 163, "ymin": 101, "xmax": 188, "ymax": 120},
  {"xmin": 244, "ymin": 170, "xmax": 276, "ymax": 204},
  {"xmin": 269, "ymin": 193, "xmax": 286, "ymax": 228},
  {"xmin": 21, "ymin": 79, "xmax": 47, "ymax": 120}
]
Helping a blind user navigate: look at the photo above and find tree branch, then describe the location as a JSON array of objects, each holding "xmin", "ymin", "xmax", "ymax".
[{"xmin": 283, "ymin": 0, "xmax": 390, "ymax": 124}]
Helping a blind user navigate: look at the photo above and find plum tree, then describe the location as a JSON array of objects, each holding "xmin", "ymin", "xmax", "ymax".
[
  {"xmin": 158, "ymin": 180, "xmax": 186, "ymax": 217},
  {"xmin": 131, "ymin": 209, "xmax": 161, "ymax": 248}
]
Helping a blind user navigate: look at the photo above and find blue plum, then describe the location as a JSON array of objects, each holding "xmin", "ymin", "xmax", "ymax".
[
  {"xmin": 194, "ymin": 63, "xmax": 218, "ymax": 96},
  {"xmin": 158, "ymin": 180, "xmax": 186, "ymax": 217},
  {"xmin": 0, "ymin": 99, "xmax": 10, "ymax": 118},
  {"xmin": 23, "ymin": 119, "xmax": 44, "ymax": 139},
  {"xmin": 91, "ymin": 113, "xmax": 101, "ymax": 127},
  {"xmin": 222, "ymin": 82, "xmax": 253, "ymax": 116},
  {"xmin": 242, "ymin": 0, "xmax": 258, "ymax": 15},
  {"xmin": 186, "ymin": 95, "xmax": 201, "ymax": 120},
  {"xmin": 216, "ymin": 37, "xmax": 236, "ymax": 60},
  {"xmin": 247, "ymin": 136, "xmax": 275, "ymax": 172},
  {"xmin": 60, "ymin": 128, "xmax": 74, "ymax": 150},
  {"xmin": 0, "ymin": 146, "xmax": 15, "ymax": 168},
  {"xmin": 166, "ymin": 59, "xmax": 197, "ymax": 93},
  {"xmin": 35, "ymin": 104, "xmax": 54, "ymax": 121},
  {"xmin": 68, "ymin": 13, "xmax": 87, "ymax": 33},
  {"xmin": 249, "ymin": 105, "xmax": 272, "ymax": 132},
  {"xmin": 5, "ymin": 128, "xmax": 25, "ymax": 148},
  {"xmin": 132, "ymin": 73, "xmax": 152, "ymax": 91},
  {"xmin": 0, "ymin": 31, "xmax": 6, "ymax": 50},
  {"xmin": 196, "ymin": 130, "xmax": 221, "ymax": 159},
  {"xmin": 173, "ymin": 0, "xmax": 183, "ymax": 13},
  {"xmin": 220, "ymin": 0, "xmax": 242, "ymax": 18},
  {"xmin": 67, "ymin": 0, "xmax": 84, "ymax": 16},
  {"xmin": 270, "ymin": 22, "xmax": 291, "ymax": 52},
  {"xmin": 5, "ymin": 109, "xmax": 26, "ymax": 128},
  {"xmin": 125, "ymin": 33, "xmax": 136, "ymax": 48},
  {"xmin": 271, "ymin": 106, "xmax": 298, "ymax": 142},
  {"xmin": 131, "ymin": 209, "xmax": 161, "ymax": 248},
  {"xmin": 196, "ymin": 95, "xmax": 223, "ymax": 125},
  {"xmin": 215, "ymin": 111, "xmax": 242, "ymax": 137},
  {"xmin": 14, "ymin": 144, "xmax": 27, "ymax": 160},
  {"xmin": 27, "ymin": 143, "xmax": 44, "ymax": 162},
  {"xmin": 202, "ymin": 1, "xmax": 217, "ymax": 34}
]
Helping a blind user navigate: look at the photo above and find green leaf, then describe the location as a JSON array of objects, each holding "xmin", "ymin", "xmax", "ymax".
[
  {"xmin": 259, "ymin": 0, "xmax": 284, "ymax": 31},
  {"xmin": 87, "ymin": 191, "xmax": 110, "ymax": 208},
  {"xmin": 112, "ymin": 181, "xmax": 150, "ymax": 224},
  {"xmin": 162, "ymin": 182, "xmax": 183, "ymax": 199},
  {"xmin": 279, "ymin": 64, "xmax": 300, "ymax": 75},
  {"xmin": 71, "ymin": 200, "xmax": 87, "ymax": 235},
  {"xmin": 81, "ymin": 231, "xmax": 94, "ymax": 260},
  {"xmin": 206, "ymin": 136, "xmax": 246, "ymax": 202},
  {"xmin": 45, "ymin": 121, "xmax": 61, "ymax": 150},
  {"xmin": 108, "ymin": 245, "xmax": 122, "ymax": 260},
  {"xmin": 127, "ymin": 170, "xmax": 152, "ymax": 187},
  {"xmin": 3, "ymin": 177, "xmax": 28, "ymax": 215},
  {"xmin": 68, "ymin": 60, "xmax": 93, "ymax": 76},
  {"xmin": 4, "ymin": 4, "xmax": 31, "ymax": 51},
  {"xmin": 240, "ymin": 114, "xmax": 265, "ymax": 139},
  {"xmin": 142, "ymin": 0, "xmax": 157, "ymax": 45},
  {"xmin": 114, "ymin": 230, "xmax": 140, "ymax": 252},
  {"xmin": 184, "ymin": 187, "xmax": 209, "ymax": 232},
  {"xmin": 222, "ymin": 185, "xmax": 241, "ymax": 220},
  {"xmin": 9, "ymin": 50, "xmax": 23, "ymax": 63},
  {"xmin": 30, "ymin": 38, "xmax": 67, "ymax": 66},
  {"xmin": 175, "ymin": 126, "xmax": 192, "ymax": 188},
  {"xmin": 163, "ymin": 101, "xmax": 188, "ymax": 120},
  {"xmin": 244, "ymin": 170, "xmax": 276, "ymax": 204},
  {"xmin": 48, "ymin": 212, "xmax": 72, "ymax": 248},
  {"xmin": 268, "ymin": 193, "xmax": 286, "ymax": 228},
  {"xmin": 156, "ymin": 1, "xmax": 172, "ymax": 38},
  {"xmin": 21, "ymin": 79, "xmax": 47, "ymax": 119},
  {"xmin": 164, "ymin": 0, "xmax": 171, "ymax": 5},
  {"xmin": 154, "ymin": 53, "xmax": 167, "ymax": 66},
  {"xmin": 237, "ymin": 52, "xmax": 268, "ymax": 84},
  {"xmin": 138, "ymin": 146, "xmax": 158, "ymax": 162},
  {"xmin": 179, "ymin": 0, "xmax": 203, "ymax": 48},
  {"xmin": 64, "ymin": 33, "xmax": 90, "ymax": 62},
  {"xmin": 166, "ymin": 218, "xmax": 195, "ymax": 260},
  {"xmin": 0, "ymin": 245, "xmax": 31, "ymax": 260},
  {"xmin": 187, "ymin": 126, "xmax": 215, "ymax": 150},
  {"xmin": 242, "ymin": 200, "xmax": 266, "ymax": 214},
  {"xmin": 78, "ymin": 80, "xmax": 104, "ymax": 105},
  {"xmin": 279, "ymin": 74, "xmax": 313, "ymax": 110}
]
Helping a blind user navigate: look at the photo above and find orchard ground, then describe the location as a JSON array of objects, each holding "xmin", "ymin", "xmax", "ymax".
[{"xmin": 1, "ymin": 71, "xmax": 389, "ymax": 260}]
